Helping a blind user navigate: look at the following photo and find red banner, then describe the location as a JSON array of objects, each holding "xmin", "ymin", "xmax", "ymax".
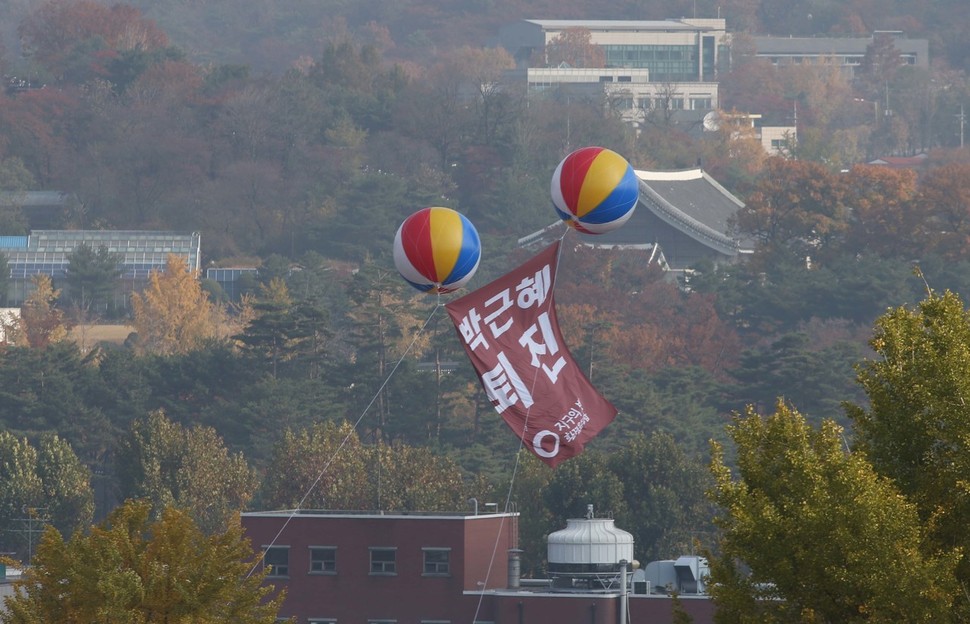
[{"xmin": 445, "ymin": 241, "xmax": 616, "ymax": 468}]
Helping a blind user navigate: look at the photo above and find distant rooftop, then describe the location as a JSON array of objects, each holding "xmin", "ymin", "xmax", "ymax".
[
  {"xmin": 0, "ymin": 190, "xmax": 75, "ymax": 207},
  {"xmin": 521, "ymin": 19, "xmax": 720, "ymax": 32},
  {"xmin": 243, "ymin": 508, "xmax": 516, "ymax": 519}
]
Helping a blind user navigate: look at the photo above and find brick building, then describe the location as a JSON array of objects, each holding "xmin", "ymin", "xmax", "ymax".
[{"xmin": 241, "ymin": 509, "xmax": 716, "ymax": 624}]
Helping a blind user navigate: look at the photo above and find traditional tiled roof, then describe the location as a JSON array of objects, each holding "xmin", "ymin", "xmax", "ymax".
[
  {"xmin": 867, "ymin": 153, "xmax": 928, "ymax": 169},
  {"xmin": 618, "ymin": 169, "xmax": 745, "ymax": 253},
  {"xmin": 519, "ymin": 168, "xmax": 753, "ymax": 265}
]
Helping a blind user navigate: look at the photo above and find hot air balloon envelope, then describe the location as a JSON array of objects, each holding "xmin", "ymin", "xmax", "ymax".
[
  {"xmin": 393, "ymin": 207, "xmax": 481, "ymax": 294},
  {"xmin": 551, "ymin": 146, "xmax": 639, "ymax": 234}
]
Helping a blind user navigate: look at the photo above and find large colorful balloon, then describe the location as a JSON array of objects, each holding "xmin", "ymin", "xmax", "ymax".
[
  {"xmin": 551, "ymin": 146, "xmax": 639, "ymax": 234},
  {"xmin": 393, "ymin": 207, "xmax": 481, "ymax": 294}
]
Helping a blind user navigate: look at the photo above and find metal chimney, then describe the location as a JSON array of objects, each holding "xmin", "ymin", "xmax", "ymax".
[{"xmin": 508, "ymin": 548, "xmax": 523, "ymax": 589}]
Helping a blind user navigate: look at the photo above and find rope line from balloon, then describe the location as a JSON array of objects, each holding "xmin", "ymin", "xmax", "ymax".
[{"xmin": 245, "ymin": 296, "xmax": 444, "ymax": 579}]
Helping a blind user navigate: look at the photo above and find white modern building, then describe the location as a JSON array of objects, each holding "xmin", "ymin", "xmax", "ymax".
[
  {"xmin": 518, "ymin": 66, "xmax": 719, "ymax": 122},
  {"xmin": 498, "ymin": 19, "xmax": 729, "ymax": 123},
  {"xmin": 497, "ymin": 19, "xmax": 730, "ymax": 82}
]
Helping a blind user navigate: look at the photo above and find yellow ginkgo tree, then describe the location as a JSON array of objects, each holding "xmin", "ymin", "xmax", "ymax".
[
  {"xmin": 130, "ymin": 254, "xmax": 226, "ymax": 355},
  {"xmin": 707, "ymin": 401, "xmax": 959, "ymax": 623},
  {"xmin": 18, "ymin": 274, "xmax": 71, "ymax": 348},
  {"xmin": 1, "ymin": 499, "xmax": 285, "ymax": 624}
]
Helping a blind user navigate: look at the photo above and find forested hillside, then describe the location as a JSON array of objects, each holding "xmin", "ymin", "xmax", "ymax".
[
  {"xmin": 4, "ymin": 0, "xmax": 970, "ymax": 74},
  {"xmin": 5, "ymin": 0, "xmax": 970, "ymax": 592},
  {"xmin": 7, "ymin": 0, "xmax": 970, "ymax": 73}
]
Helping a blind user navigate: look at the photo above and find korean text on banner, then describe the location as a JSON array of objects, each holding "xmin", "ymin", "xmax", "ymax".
[{"xmin": 445, "ymin": 241, "xmax": 617, "ymax": 468}]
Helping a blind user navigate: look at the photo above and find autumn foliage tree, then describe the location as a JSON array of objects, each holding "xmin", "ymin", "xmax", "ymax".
[
  {"xmin": 1, "ymin": 499, "xmax": 284, "ymax": 623},
  {"xmin": 260, "ymin": 421, "xmax": 371, "ymax": 511},
  {"xmin": 369, "ymin": 443, "xmax": 471, "ymax": 511},
  {"xmin": 0, "ymin": 88, "xmax": 79, "ymax": 187},
  {"xmin": 18, "ymin": 273, "xmax": 71, "ymax": 348},
  {"xmin": 847, "ymin": 288, "xmax": 970, "ymax": 609},
  {"xmin": 841, "ymin": 164, "xmax": 920, "ymax": 257},
  {"xmin": 708, "ymin": 402, "xmax": 958, "ymax": 622},
  {"xmin": 916, "ymin": 162, "xmax": 970, "ymax": 260},
  {"xmin": 733, "ymin": 157, "xmax": 848, "ymax": 262},
  {"xmin": 130, "ymin": 254, "xmax": 227, "ymax": 355},
  {"xmin": 555, "ymin": 248, "xmax": 741, "ymax": 376},
  {"xmin": 435, "ymin": 45, "xmax": 515, "ymax": 152},
  {"xmin": 18, "ymin": 0, "xmax": 169, "ymax": 83},
  {"xmin": 855, "ymin": 32, "xmax": 906, "ymax": 101},
  {"xmin": 542, "ymin": 27, "xmax": 605, "ymax": 68}
]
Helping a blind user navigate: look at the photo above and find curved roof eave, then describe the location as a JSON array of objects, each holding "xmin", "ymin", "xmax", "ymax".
[
  {"xmin": 636, "ymin": 172, "xmax": 741, "ymax": 256},
  {"xmin": 517, "ymin": 168, "xmax": 751, "ymax": 258}
]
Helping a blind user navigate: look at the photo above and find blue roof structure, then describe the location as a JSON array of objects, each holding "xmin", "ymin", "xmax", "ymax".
[{"xmin": 0, "ymin": 230, "xmax": 201, "ymax": 306}]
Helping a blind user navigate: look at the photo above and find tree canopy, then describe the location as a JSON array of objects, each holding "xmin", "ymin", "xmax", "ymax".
[
  {"xmin": 130, "ymin": 255, "xmax": 226, "ymax": 356},
  {"xmin": 1, "ymin": 499, "xmax": 284, "ymax": 624},
  {"xmin": 260, "ymin": 420, "xmax": 484, "ymax": 513},
  {"xmin": 0, "ymin": 431, "xmax": 94, "ymax": 562},
  {"xmin": 63, "ymin": 242, "xmax": 123, "ymax": 314},
  {"xmin": 511, "ymin": 431, "xmax": 713, "ymax": 576},
  {"xmin": 847, "ymin": 287, "xmax": 970, "ymax": 606},
  {"xmin": 17, "ymin": 274, "xmax": 71, "ymax": 349},
  {"xmin": 708, "ymin": 401, "xmax": 958, "ymax": 623},
  {"xmin": 117, "ymin": 410, "xmax": 258, "ymax": 535}
]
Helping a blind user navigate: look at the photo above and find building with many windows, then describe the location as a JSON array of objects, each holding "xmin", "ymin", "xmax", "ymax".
[
  {"xmin": 242, "ymin": 509, "xmax": 519, "ymax": 624},
  {"xmin": 751, "ymin": 31, "xmax": 929, "ymax": 75},
  {"xmin": 517, "ymin": 66, "xmax": 719, "ymax": 122},
  {"xmin": 496, "ymin": 19, "xmax": 927, "ymax": 155},
  {"xmin": 205, "ymin": 266, "xmax": 258, "ymax": 301},
  {"xmin": 0, "ymin": 230, "xmax": 201, "ymax": 306},
  {"xmin": 497, "ymin": 19, "xmax": 729, "ymax": 82},
  {"xmin": 497, "ymin": 19, "xmax": 728, "ymax": 120}
]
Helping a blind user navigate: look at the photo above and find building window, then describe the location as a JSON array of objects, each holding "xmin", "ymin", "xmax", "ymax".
[
  {"xmin": 370, "ymin": 548, "xmax": 397, "ymax": 575},
  {"xmin": 690, "ymin": 98, "xmax": 712, "ymax": 110},
  {"xmin": 310, "ymin": 547, "xmax": 337, "ymax": 574},
  {"xmin": 423, "ymin": 548, "xmax": 451, "ymax": 576},
  {"xmin": 614, "ymin": 97, "xmax": 634, "ymax": 110},
  {"xmin": 263, "ymin": 546, "xmax": 289, "ymax": 577}
]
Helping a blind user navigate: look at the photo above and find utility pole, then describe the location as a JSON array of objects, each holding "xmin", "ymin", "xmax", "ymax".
[{"xmin": 10, "ymin": 507, "xmax": 49, "ymax": 565}]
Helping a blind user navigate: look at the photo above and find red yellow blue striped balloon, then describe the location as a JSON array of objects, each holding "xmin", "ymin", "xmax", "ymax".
[
  {"xmin": 393, "ymin": 207, "xmax": 481, "ymax": 294},
  {"xmin": 551, "ymin": 146, "xmax": 639, "ymax": 234}
]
